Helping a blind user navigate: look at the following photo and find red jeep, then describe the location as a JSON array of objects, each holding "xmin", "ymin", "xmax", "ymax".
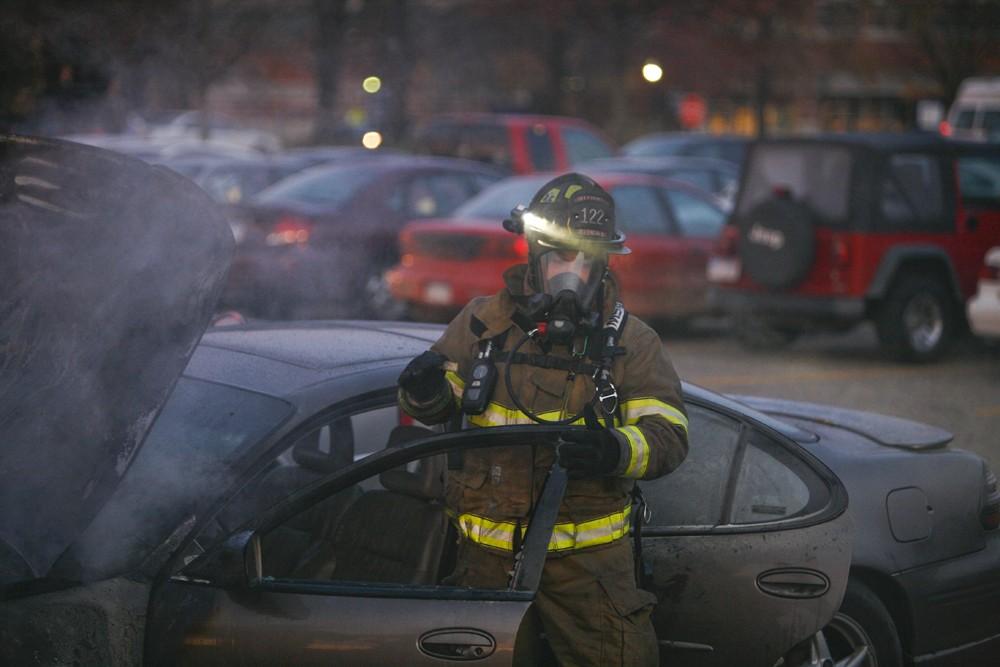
[{"xmin": 708, "ymin": 134, "xmax": 1000, "ymax": 361}]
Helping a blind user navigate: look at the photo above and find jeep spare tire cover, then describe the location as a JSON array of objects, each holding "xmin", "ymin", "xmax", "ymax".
[{"xmin": 738, "ymin": 197, "xmax": 816, "ymax": 290}]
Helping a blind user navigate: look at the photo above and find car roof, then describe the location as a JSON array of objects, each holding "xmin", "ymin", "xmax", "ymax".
[
  {"xmin": 579, "ymin": 155, "xmax": 739, "ymax": 172},
  {"xmin": 753, "ymin": 132, "xmax": 997, "ymax": 154},
  {"xmin": 298, "ymin": 153, "xmax": 508, "ymax": 177},
  {"xmin": 187, "ymin": 321, "xmax": 444, "ymax": 397}
]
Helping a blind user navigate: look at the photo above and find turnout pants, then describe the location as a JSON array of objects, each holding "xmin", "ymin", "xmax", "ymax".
[{"xmin": 445, "ymin": 537, "xmax": 659, "ymax": 667}]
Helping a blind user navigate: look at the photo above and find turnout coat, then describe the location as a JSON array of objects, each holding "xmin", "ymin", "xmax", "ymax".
[{"xmin": 399, "ymin": 264, "xmax": 688, "ymax": 554}]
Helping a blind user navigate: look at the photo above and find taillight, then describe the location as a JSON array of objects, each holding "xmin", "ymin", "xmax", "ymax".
[
  {"xmin": 266, "ymin": 216, "xmax": 312, "ymax": 246},
  {"xmin": 979, "ymin": 261, "xmax": 1000, "ymax": 281},
  {"xmin": 831, "ymin": 236, "xmax": 851, "ymax": 268},
  {"xmin": 939, "ymin": 120, "xmax": 952, "ymax": 137},
  {"xmin": 481, "ymin": 235, "xmax": 528, "ymax": 258},
  {"xmin": 982, "ymin": 466, "xmax": 1000, "ymax": 531},
  {"xmin": 717, "ymin": 225, "xmax": 740, "ymax": 257}
]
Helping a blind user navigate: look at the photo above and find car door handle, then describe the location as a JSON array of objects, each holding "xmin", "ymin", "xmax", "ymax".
[
  {"xmin": 418, "ymin": 629, "xmax": 496, "ymax": 660},
  {"xmin": 756, "ymin": 568, "xmax": 830, "ymax": 599}
]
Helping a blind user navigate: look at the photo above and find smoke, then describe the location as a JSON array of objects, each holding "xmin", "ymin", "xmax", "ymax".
[{"xmin": 0, "ymin": 134, "xmax": 234, "ymax": 585}]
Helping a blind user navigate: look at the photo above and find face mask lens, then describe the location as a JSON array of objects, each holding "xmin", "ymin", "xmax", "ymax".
[{"xmin": 538, "ymin": 249, "xmax": 604, "ymax": 310}]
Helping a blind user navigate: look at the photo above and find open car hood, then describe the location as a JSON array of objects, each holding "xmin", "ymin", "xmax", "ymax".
[{"xmin": 0, "ymin": 135, "xmax": 233, "ymax": 587}]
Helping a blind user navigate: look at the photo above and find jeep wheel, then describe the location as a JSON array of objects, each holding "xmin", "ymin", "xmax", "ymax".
[
  {"xmin": 876, "ymin": 276, "xmax": 956, "ymax": 362},
  {"xmin": 735, "ymin": 315, "xmax": 801, "ymax": 350}
]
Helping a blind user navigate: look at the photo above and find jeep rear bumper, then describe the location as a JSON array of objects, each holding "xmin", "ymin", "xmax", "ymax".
[{"xmin": 709, "ymin": 287, "xmax": 865, "ymax": 328}]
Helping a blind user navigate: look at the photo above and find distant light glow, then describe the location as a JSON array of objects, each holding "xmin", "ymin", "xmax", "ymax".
[
  {"xmin": 362, "ymin": 131, "xmax": 383, "ymax": 149},
  {"xmin": 362, "ymin": 76, "xmax": 382, "ymax": 94},
  {"xmin": 642, "ymin": 61, "xmax": 663, "ymax": 83}
]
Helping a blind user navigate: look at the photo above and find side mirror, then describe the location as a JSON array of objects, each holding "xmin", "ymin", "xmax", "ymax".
[{"xmin": 180, "ymin": 530, "xmax": 262, "ymax": 589}]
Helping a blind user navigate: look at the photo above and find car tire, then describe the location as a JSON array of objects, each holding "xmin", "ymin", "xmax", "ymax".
[
  {"xmin": 876, "ymin": 275, "xmax": 956, "ymax": 362},
  {"xmin": 783, "ymin": 580, "xmax": 902, "ymax": 667},
  {"xmin": 734, "ymin": 315, "xmax": 800, "ymax": 350}
]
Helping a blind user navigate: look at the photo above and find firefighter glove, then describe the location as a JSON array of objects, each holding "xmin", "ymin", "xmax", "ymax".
[
  {"xmin": 557, "ymin": 428, "xmax": 621, "ymax": 480},
  {"xmin": 398, "ymin": 350, "xmax": 448, "ymax": 402}
]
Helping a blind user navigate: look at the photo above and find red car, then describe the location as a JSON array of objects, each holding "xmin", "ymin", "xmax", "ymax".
[
  {"xmin": 408, "ymin": 113, "xmax": 616, "ymax": 174},
  {"xmin": 386, "ymin": 172, "xmax": 727, "ymax": 323}
]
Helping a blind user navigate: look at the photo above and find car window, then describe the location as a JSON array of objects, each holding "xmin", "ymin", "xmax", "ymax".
[
  {"xmin": 526, "ymin": 123, "xmax": 556, "ymax": 171},
  {"xmin": 254, "ymin": 165, "xmax": 381, "ymax": 208},
  {"xmin": 879, "ymin": 153, "xmax": 945, "ymax": 230},
  {"xmin": 958, "ymin": 156, "xmax": 1000, "ymax": 208},
  {"xmin": 738, "ymin": 145, "xmax": 851, "ymax": 224},
  {"xmin": 396, "ymin": 173, "xmax": 475, "ymax": 218},
  {"xmin": 730, "ymin": 431, "xmax": 822, "ymax": 524},
  {"xmin": 663, "ymin": 189, "xmax": 726, "ymax": 238},
  {"xmin": 953, "ymin": 108, "xmax": 976, "ymax": 130},
  {"xmin": 255, "ymin": 439, "xmax": 470, "ymax": 585},
  {"xmin": 561, "ymin": 126, "xmax": 614, "ymax": 165},
  {"xmin": 983, "ymin": 111, "xmax": 1000, "ymax": 141},
  {"xmin": 206, "ymin": 402, "xmax": 407, "ymax": 550},
  {"xmin": 665, "ymin": 168, "xmax": 715, "ymax": 192},
  {"xmin": 199, "ymin": 165, "xmax": 273, "ymax": 203},
  {"xmin": 462, "ymin": 124, "xmax": 512, "ymax": 170},
  {"xmin": 81, "ymin": 378, "xmax": 295, "ymax": 575},
  {"xmin": 641, "ymin": 405, "xmax": 742, "ymax": 528},
  {"xmin": 452, "ymin": 175, "xmax": 550, "ymax": 220},
  {"xmin": 612, "ymin": 185, "xmax": 672, "ymax": 235},
  {"xmin": 682, "ymin": 141, "xmax": 745, "ymax": 166}
]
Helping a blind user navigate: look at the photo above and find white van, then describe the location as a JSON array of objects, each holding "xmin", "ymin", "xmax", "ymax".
[{"xmin": 945, "ymin": 77, "xmax": 1000, "ymax": 142}]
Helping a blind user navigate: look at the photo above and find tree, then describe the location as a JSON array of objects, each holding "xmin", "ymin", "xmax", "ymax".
[{"xmin": 896, "ymin": 0, "xmax": 1000, "ymax": 105}]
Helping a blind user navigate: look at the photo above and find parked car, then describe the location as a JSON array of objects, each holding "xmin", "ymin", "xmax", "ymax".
[
  {"xmin": 707, "ymin": 134, "xmax": 1000, "ymax": 360},
  {"xmin": 622, "ymin": 131, "xmax": 749, "ymax": 168},
  {"xmin": 577, "ymin": 155, "xmax": 740, "ymax": 209},
  {"xmin": 3, "ymin": 136, "xmax": 999, "ymax": 667},
  {"xmin": 147, "ymin": 110, "xmax": 283, "ymax": 152},
  {"xmin": 943, "ymin": 77, "xmax": 1000, "ymax": 143},
  {"xmin": 409, "ymin": 112, "xmax": 616, "ymax": 174},
  {"xmin": 967, "ymin": 246, "xmax": 1000, "ymax": 339},
  {"xmin": 221, "ymin": 155, "xmax": 505, "ymax": 319},
  {"xmin": 386, "ymin": 171, "xmax": 728, "ymax": 324}
]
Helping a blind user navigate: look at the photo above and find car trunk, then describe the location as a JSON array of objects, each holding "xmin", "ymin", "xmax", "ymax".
[{"xmin": 0, "ymin": 135, "xmax": 233, "ymax": 590}]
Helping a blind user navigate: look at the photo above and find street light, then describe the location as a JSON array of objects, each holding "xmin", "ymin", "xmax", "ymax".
[
  {"xmin": 642, "ymin": 61, "xmax": 663, "ymax": 84},
  {"xmin": 362, "ymin": 76, "xmax": 382, "ymax": 94},
  {"xmin": 362, "ymin": 131, "xmax": 383, "ymax": 149}
]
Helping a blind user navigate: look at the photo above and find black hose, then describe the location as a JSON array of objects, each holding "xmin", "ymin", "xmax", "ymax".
[{"xmin": 504, "ymin": 333, "xmax": 592, "ymax": 426}]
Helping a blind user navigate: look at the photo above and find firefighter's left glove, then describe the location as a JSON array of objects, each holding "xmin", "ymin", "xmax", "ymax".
[
  {"xmin": 398, "ymin": 350, "xmax": 448, "ymax": 402},
  {"xmin": 557, "ymin": 428, "xmax": 621, "ymax": 480}
]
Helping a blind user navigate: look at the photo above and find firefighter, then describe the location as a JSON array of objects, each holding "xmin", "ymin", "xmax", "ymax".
[{"xmin": 398, "ymin": 172, "xmax": 688, "ymax": 666}]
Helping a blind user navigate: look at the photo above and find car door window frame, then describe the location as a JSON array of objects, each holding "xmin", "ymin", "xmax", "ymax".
[{"xmin": 176, "ymin": 424, "xmax": 570, "ymax": 602}]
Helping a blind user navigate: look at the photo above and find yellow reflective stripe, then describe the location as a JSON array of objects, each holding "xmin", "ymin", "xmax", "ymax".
[
  {"xmin": 467, "ymin": 402, "xmax": 586, "ymax": 427},
  {"xmin": 617, "ymin": 426, "xmax": 650, "ymax": 478},
  {"xmin": 621, "ymin": 397, "xmax": 688, "ymax": 433},
  {"xmin": 445, "ymin": 370, "xmax": 464, "ymax": 399},
  {"xmin": 455, "ymin": 503, "xmax": 632, "ymax": 552}
]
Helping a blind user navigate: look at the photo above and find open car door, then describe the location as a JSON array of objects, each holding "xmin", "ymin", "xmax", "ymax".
[{"xmin": 147, "ymin": 426, "xmax": 569, "ymax": 666}]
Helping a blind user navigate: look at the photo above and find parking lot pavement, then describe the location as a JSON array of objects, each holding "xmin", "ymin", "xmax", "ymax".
[{"xmin": 663, "ymin": 321, "xmax": 1000, "ymax": 468}]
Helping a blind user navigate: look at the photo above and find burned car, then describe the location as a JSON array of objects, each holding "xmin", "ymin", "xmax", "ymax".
[{"xmin": 1, "ymin": 137, "xmax": 999, "ymax": 667}]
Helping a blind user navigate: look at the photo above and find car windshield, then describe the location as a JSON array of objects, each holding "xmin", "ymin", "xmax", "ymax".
[
  {"xmin": 451, "ymin": 175, "xmax": 550, "ymax": 221},
  {"xmin": 254, "ymin": 164, "xmax": 382, "ymax": 208},
  {"xmin": 737, "ymin": 144, "xmax": 852, "ymax": 223},
  {"xmin": 70, "ymin": 377, "xmax": 294, "ymax": 578}
]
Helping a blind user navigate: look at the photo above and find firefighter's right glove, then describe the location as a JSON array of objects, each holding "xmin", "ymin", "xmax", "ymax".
[
  {"xmin": 398, "ymin": 350, "xmax": 448, "ymax": 402},
  {"xmin": 557, "ymin": 428, "xmax": 621, "ymax": 480}
]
